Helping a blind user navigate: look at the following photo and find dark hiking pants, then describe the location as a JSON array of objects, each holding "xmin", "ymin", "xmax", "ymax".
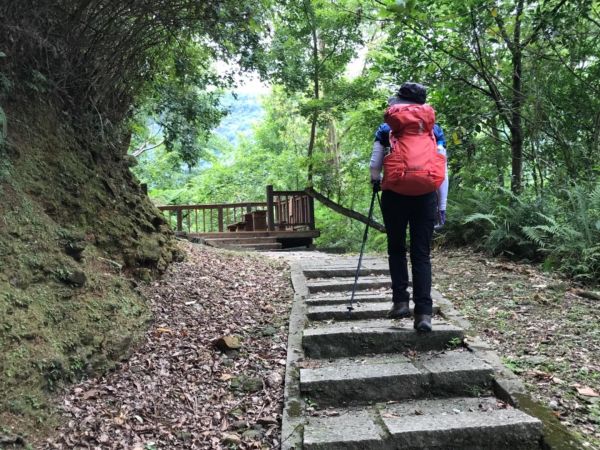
[{"xmin": 381, "ymin": 190, "xmax": 437, "ymax": 316}]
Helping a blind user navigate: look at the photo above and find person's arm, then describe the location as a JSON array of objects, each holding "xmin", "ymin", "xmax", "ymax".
[
  {"xmin": 433, "ymin": 124, "xmax": 449, "ymax": 221},
  {"xmin": 437, "ymin": 144, "xmax": 448, "ymax": 224},
  {"xmin": 370, "ymin": 124, "xmax": 390, "ymax": 182},
  {"xmin": 370, "ymin": 140, "xmax": 384, "ymax": 181}
]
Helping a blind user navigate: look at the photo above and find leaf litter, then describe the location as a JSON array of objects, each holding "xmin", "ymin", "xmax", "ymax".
[
  {"xmin": 44, "ymin": 242, "xmax": 293, "ymax": 449},
  {"xmin": 432, "ymin": 248, "xmax": 600, "ymax": 448}
]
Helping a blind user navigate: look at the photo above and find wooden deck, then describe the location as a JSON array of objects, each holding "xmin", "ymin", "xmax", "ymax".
[
  {"xmin": 187, "ymin": 230, "xmax": 320, "ymax": 250},
  {"xmin": 160, "ymin": 186, "xmax": 319, "ymax": 249}
]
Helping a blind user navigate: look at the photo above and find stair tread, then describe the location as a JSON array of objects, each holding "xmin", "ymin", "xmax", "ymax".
[
  {"xmin": 306, "ymin": 301, "xmax": 440, "ymax": 321},
  {"xmin": 306, "ymin": 292, "xmax": 392, "ymax": 305},
  {"xmin": 306, "ymin": 289, "xmax": 445, "ymax": 306},
  {"xmin": 301, "ymin": 349, "xmax": 491, "ymax": 383},
  {"xmin": 307, "ymin": 275, "xmax": 391, "ymax": 285},
  {"xmin": 299, "ymin": 351, "xmax": 494, "ymax": 405},
  {"xmin": 302, "ymin": 357, "xmax": 421, "ymax": 383},
  {"xmin": 304, "ymin": 397, "xmax": 542, "ymax": 449},
  {"xmin": 304, "ymin": 409, "xmax": 383, "ymax": 448},
  {"xmin": 303, "ymin": 267, "xmax": 389, "ymax": 278},
  {"xmin": 303, "ymin": 319, "xmax": 464, "ymax": 358},
  {"xmin": 304, "ymin": 318, "xmax": 459, "ymax": 332}
]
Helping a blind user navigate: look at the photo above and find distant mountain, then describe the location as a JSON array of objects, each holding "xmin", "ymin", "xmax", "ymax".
[{"xmin": 215, "ymin": 92, "xmax": 265, "ymax": 145}]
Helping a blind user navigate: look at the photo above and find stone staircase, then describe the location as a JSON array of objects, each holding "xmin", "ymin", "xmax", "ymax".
[{"xmin": 280, "ymin": 254, "xmax": 544, "ymax": 450}]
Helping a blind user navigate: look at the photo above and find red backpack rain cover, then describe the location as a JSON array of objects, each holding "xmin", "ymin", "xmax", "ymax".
[{"xmin": 381, "ymin": 103, "xmax": 446, "ymax": 196}]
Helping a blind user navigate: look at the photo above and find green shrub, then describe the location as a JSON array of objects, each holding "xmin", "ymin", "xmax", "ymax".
[{"xmin": 443, "ymin": 184, "xmax": 600, "ymax": 283}]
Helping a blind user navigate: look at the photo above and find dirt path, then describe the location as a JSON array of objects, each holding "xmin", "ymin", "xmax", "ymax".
[
  {"xmin": 43, "ymin": 243, "xmax": 293, "ymax": 450},
  {"xmin": 432, "ymin": 248, "xmax": 600, "ymax": 448}
]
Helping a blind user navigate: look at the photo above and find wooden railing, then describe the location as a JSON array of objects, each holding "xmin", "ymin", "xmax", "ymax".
[
  {"xmin": 158, "ymin": 202, "xmax": 267, "ymax": 233},
  {"xmin": 158, "ymin": 186, "xmax": 315, "ymax": 233},
  {"xmin": 267, "ymin": 186, "xmax": 315, "ymax": 231}
]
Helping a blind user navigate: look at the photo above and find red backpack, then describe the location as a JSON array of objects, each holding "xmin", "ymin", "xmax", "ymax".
[{"xmin": 381, "ymin": 103, "xmax": 446, "ymax": 196}]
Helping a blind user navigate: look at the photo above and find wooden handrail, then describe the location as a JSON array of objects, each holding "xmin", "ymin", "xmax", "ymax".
[
  {"xmin": 271, "ymin": 190, "xmax": 307, "ymax": 196},
  {"xmin": 158, "ymin": 202, "xmax": 267, "ymax": 211},
  {"xmin": 305, "ymin": 187, "xmax": 385, "ymax": 232}
]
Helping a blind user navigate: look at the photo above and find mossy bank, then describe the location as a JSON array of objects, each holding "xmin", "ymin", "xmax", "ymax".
[{"xmin": 0, "ymin": 99, "xmax": 180, "ymax": 442}]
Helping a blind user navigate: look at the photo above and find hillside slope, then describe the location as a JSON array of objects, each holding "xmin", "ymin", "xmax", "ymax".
[{"xmin": 0, "ymin": 99, "xmax": 179, "ymax": 440}]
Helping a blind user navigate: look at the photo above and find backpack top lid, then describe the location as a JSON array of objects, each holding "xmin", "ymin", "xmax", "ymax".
[{"xmin": 397, "ymin": 82, "xmax": 427, "ymax": 104}]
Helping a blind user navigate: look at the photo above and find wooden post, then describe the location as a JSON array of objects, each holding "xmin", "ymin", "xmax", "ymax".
[
  {"xmin": 308, "ymin": 195, "xmax": 315, "ymax": 230},
  {"xmin": 176, "ymin": 208, "xmax": 183, "ymax": 232},
  {"xmin": 217, "ymin": 206, "xmax": 224, "ymax": 232},
  {"xmin": 266, "ymin": 185, "xmax": 275, "ymax": 231}
]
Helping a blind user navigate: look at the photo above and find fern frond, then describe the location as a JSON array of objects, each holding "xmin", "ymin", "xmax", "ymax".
[
  {"xmin": 522, "ymin": 226, "xmax": 547, "ymax": 248},
  {"xmin": 463, "ymin": 212, "xmax": 497, "ymax": 227}
]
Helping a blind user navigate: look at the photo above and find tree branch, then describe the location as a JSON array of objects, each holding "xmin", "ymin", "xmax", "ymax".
[
  {"xmin": 492, "ymin": 9, "xmax": 515, "ymax": 52},
  {"xmin": 132, "ymin": 140, "xmax": 165, "ymax": 157}
]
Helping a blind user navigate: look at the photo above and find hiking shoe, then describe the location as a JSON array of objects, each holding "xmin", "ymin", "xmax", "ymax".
[
  {"xmin": 414, "ymin": 314, "xmax": 432, "ymax": 332},
  {"xmin": 388, "ymin": 301, "xmax": 411, "ymax": 319}
]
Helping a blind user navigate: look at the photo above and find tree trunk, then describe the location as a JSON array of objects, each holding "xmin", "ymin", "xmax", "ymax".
[
  {"xmin": 489, "ymin": 118, "xmax": 505, "ymax": 189},
  {"xmin": 307, "ymin": 113, "xmax": 317, "ymax": 186},
  {"xmin": 305, "ymin": 0, "xmax": 319, "ymax": 187},
  {"xmin": 510, "ymin": 0, "xmax": 525, "ymax": 195}
]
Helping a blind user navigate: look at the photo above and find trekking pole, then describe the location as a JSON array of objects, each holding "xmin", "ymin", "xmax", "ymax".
[{"xmin": 347, "ymin": 189, "xmax": 379, "ymax": 314}]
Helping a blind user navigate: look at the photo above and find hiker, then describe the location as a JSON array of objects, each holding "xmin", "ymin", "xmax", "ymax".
[{"xmin": 369, "ymin": 82, "xmax": 448, "ymax": 332}]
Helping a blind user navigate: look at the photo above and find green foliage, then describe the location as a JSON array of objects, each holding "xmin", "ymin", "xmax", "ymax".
[
  {"xmin": 444, "ymin": 184, "xmax": 600, "ymax": 283},
  {"xmin": 372, "ymin": 0, "xmax": 600, "ymax": 193},
  {"xmin": 263, "ymin": 0, "xmax": 371, "ymax": 186},
  {"xmin": 0, "ymin": 105, "xmax": 6, "ymax": 146},
  {"xmin": 131, "ymin": 42, "xmax": 228, "ymax": 167},
  {"xmin": 521, "ymin": 185, "xmax": 600, "ymax": 282},
  {"xmin": 135, "ymin": 89, "xmax": 307, "ymax": 204}
]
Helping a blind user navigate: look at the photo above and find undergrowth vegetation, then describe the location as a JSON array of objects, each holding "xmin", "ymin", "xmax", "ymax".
[{"xmin": 444, "ymin": 184, "xmax": 600, "ymax": 283}]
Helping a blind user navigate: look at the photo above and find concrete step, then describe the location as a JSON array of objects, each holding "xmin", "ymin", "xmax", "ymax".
[
  {"xmin": 306, "ymin": 276, "xmax": 393, "ymax": 294},
  {"xmin": 300, "ymin": 350, "xmax": 493, "ymax": 406},
  {"xmin": 303, "ymin": 266, "xmax": 389, "ymax": 279},
  {"xmin": 306, "ymin": 301, "xmax": 440, "ymax": 321},
  {"xmin": 204, "ymin": 237, "xmax": 278, "ymax": 246},
  {"xmin": 211, "ymin": 242, "xmax": 283, "ymax": 250},
  {"xmin": 237, "ymin": 242, "xmax": 282, "ymax": 250},
  {"xmin": 306, "ymin": 292, "xmax": 392, "ymax": 307},
  {"xmin": 306, "ymin": 289, "xmax": 446, "ymax": 307},
  {"xmin": 191, "ymin": 230, "xmax": 319, "ymax": 239},
  {"xmin": 303, "ymin": 319, "xmax": 464, "ymax": 358},
  {"xmin": 303, "ymin": 397, "xmax": 543, "ymax": 449}
]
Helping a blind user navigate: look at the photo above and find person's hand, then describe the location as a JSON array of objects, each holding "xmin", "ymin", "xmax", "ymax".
[
  {"xmin": 438, "ymin": 210, "xmax": 446, "ymax": 226},
  {"xmin": 371, "ymin": 179, "xmax": 381, "ymax": 193}
]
